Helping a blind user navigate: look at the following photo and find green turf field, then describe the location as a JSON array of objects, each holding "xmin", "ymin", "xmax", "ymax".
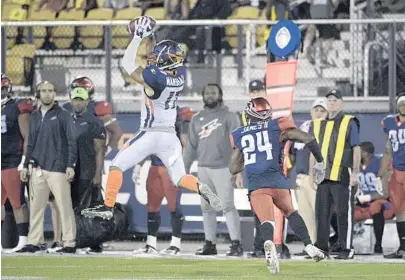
[{"xmin": 2, "ymin": 256, "xmax": 405, "ymax": 280}]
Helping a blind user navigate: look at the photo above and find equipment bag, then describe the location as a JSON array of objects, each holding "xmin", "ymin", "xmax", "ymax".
[{"xmin": 75, "ymin": 184, "xmax": 129, "ymax": 248}]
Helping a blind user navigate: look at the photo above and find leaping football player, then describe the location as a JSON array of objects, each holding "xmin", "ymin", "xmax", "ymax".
[
  {"xmin": 82, "ymin": 16, "xmax": 222, "ymax": 222},
  {"xmin": 377, "ymin": 93, "xmax": 405, "ymax": 259},
  {"xmin": 229, "ymin": 96, "xmax": 326, "ymax": 274},
  {"xmin": 134, "ymin": 106, "xmax": 195, "ymax": 255}
]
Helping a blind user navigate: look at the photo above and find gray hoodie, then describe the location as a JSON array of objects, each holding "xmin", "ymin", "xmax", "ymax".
[{"xmin": 183, "ymin": 104, "xmax": 240, "ymax": 172}]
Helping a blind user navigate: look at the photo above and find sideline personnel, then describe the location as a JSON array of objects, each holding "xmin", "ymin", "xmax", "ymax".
[
  {"xmin": 70, "ymin": 87, "xmax": 106, "ymax": 208},
  {"xmin": 291, "ymin": 98, "xmax": 327, "ymax": 246},
  {"xmin": 63, "ymin": 76, "xmax": 123, "ymax": 156},
  {"xmin": 184, "ymin": 84, "xmax": 243, "ymax": 256},
  {"xmin": 71, "ymin": 86, "xmax": 106, "ymax": 254},
  {"xmin": 50, "ymin": 87, "xmax": 107, "ymax": 254},
  {"xmin": 312, "ymin": 89, "xmax": 361, "ymax": 260},
  {"xmin": 18, "ymin": 81, "xmax": 77, "ymax": 253}
]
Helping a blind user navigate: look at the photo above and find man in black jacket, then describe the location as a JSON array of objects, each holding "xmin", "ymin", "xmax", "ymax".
[{"xmin": 18, "ymin": 81, "xmax": 77, "ymax": 254}]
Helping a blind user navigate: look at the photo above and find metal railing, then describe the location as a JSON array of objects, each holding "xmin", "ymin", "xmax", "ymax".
[{"xmin": 1, "ymin": 18, "xmax": 405, "ymax": 112}]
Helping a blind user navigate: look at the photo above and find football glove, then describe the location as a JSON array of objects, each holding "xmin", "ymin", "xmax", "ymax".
[
  {"xmin": 133, "ymin": 16, "xmax": 155, "ymax": 39},
  {"xmin": 312, "ymin": 161, "xmax": 325, "ymax": 185}
]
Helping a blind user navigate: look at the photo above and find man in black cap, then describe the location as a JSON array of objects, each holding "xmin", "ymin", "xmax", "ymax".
[
  {"xmin": 310, "ymin": 89, "xmax": 361, "ymax": 259},
  {"xmin": 242, "ymin": 80, "xmax": 266, "ymax": 125},
  {"xmin": 249, "ymin": 80, "xmax": 265, "ymax": 94}
]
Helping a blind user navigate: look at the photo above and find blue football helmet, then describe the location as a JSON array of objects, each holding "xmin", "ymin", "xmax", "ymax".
[{"xmin": 148, "ymin": 40, "xmax": 185, "ymax": 70}]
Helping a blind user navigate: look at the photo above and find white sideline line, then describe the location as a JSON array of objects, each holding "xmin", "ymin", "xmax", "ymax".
[
  {"xmin": 3, "ymin": 263, "xmax": 264, "ymax": 269},
  {"xmin": 93, "ymin": 276, "xmax": 405, "ymax": 280},
  {"xmin": 4, "ymin": 276, "xmax": 405, "ymax": 280},
  {"xmin": 3, "ymin": 251, "xmax": 405, "ymax": 263},
  {"xmin": 1, "ymin": 276, "xmax": 45, "ymax": 280}
]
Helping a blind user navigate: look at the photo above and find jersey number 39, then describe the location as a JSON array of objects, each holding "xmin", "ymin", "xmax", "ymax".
[
  {"xmin": 241, "ymin": 131, "xmax": 273, "ymax": 165},
  {"xmin": 389, "ymin": 129, "xmax": 405, "ymax": 152}
]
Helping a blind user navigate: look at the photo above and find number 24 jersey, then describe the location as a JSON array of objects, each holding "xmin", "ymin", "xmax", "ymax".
[{"xmin": 231, "ymin": 117, "xmax": 296, "ymax": 191}]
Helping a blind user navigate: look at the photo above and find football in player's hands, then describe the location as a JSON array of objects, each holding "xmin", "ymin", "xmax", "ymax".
[
  {"xmin": 126, "ymin": 17, "xmax": 139, "ymax": 34},
  {"xmin": 126, "ymin": 16, "xmax": 156, "ymax": 38}
]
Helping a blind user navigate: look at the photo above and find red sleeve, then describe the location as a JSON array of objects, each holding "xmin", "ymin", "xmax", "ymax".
[
  {"xmin": 17, "ymin": 99, "xmax": 34, "ymax": 114},
  {"xmin": 278, "ymin": 116, "xmax": 296, "ymax": 134},
  {"xmin": 95, "ymin": 101, "xmax": 113, "ymax": 117},
  {"xmin": 179, "ymin": 107, "xmax": 195, "ymax": 121}
]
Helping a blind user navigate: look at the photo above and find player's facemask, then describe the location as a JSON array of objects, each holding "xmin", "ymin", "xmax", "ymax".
[
  {"xmin": 151, "ymin": 40, "xmax": 185, "ymax": 70},
  {"xmin": 244, "ymin": 98, "xmax": 273, "ymax": 123}
]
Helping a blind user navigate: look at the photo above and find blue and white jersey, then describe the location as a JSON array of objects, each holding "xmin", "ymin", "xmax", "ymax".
[
  {"xmin": 141, "ymin": 65, "xmax": 186, "ymax": 131},
  {"xmin": 359, "ymin": 156, "xmax": 381, "ymax": 195}
]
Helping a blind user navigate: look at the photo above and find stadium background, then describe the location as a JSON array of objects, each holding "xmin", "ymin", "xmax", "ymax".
[{"xmin": 1, "ymin": 0, "xmax": 405, "ymax": 238}]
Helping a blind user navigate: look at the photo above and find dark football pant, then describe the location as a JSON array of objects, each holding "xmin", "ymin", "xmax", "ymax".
[{"xmin": 315, "ymin": 180, "xmax": 356, "ymax": 252}]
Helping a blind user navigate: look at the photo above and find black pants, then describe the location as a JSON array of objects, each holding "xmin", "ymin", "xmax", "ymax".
[
  {"xmin": 315, "ymin": 180, "xmax": 355, "ymax": 252},
  {"xmin": 71, "ymin": 179, "xmax": 92, "ymax": 209}
]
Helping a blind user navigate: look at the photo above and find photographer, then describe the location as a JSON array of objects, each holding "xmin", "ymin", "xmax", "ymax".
[{"xmin": 18, "ymin": 81, "xmax": 77, "ymax": 254}]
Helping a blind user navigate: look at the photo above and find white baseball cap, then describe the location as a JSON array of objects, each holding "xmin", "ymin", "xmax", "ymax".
[{"xmin": 312, "ymin": 98, "xmax": 327, "ymax": 109}]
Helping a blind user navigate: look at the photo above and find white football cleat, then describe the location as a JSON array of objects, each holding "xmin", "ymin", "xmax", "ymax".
[
  {"xmin": 133, "ymin": 245, "xmax": 158, "ymax": 255},
  {"xmin": 81, "ymin": 205, "xmax": 113, "ymax": 220},
  {"xmin": 160, "ymin": 246, "xmax": 180, "ymax": 255},
  {"xmin": 198, "ymin": 183, "xmax": 222, "ymax": 212},
  {"xmin": 264, "ymin": 240, "xmax": 279, "ymax": 275},
  {"xmin": 305, "ymin": 244, "xmax": 326, "ymax": 262}
]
